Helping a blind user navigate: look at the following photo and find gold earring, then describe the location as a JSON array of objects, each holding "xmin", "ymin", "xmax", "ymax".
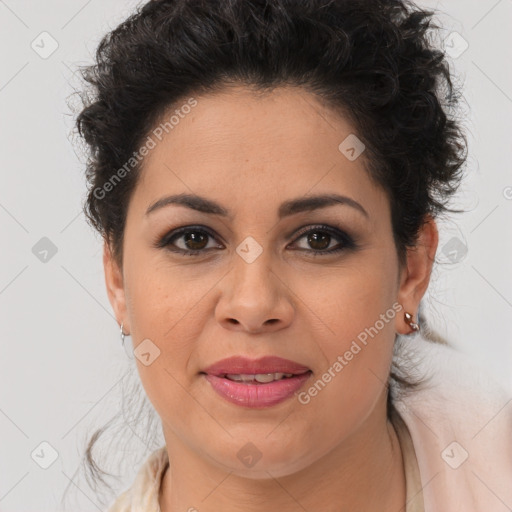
[{"xmin": 404, "ymin": 312, "xmax": 420, "ymax": 333}]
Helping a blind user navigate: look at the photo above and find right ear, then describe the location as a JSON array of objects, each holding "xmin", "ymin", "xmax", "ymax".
[{"xmin": 103, "ymin": 240, "xmax": 129, "ymax": 332}]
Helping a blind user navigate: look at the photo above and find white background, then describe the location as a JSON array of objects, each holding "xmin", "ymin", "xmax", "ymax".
[{"xmin": 1, "ymin": 0, "xmax": 511, "ymax": 510}]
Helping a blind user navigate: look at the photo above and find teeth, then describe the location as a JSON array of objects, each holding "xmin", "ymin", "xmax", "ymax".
[
  {"xmin": 255, "ymin": 373, "xmax": 281, "ymax": 383},
  {"xmin": 225, "ymin": 372, "xmax": 294, "ymax": 383}
]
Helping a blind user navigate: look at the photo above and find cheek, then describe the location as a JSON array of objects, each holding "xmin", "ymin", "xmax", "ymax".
[
  {"xmin": 292, "ymin": 247, "xmax": 399, "ymax": 425},
  {"xmin": 122, "ymin": 251, "xmax": 242, "ymax": 428},
  {"xmin": 124, "ymin": 250, "xmax": 218, "ymax": 342},
  {"xmin": 295, "ymin": 296, "xmax": 397, "ymax": 452},
  {"xmin": 296, "ymin": 347, "xmax": 392, "ymax": 453},
  {"xmin": 296, "ymin": 243, "xmax": 399, "ymax": 347}
]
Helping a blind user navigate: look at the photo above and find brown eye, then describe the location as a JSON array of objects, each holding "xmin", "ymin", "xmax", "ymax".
[
  {"xmin": 291, "ymin": 225, "xmax": 356, "ymax": 256},
  {"xmin": 158, "ymin": 226, "xmax": 222, "ymax": 255},
  {"xmin": 306, "ymin": 231, "xmax": 331, "ymax": 251},
  {"xmin": 182, "ymin": 231, "xmax": 209, "ymax": 251}
]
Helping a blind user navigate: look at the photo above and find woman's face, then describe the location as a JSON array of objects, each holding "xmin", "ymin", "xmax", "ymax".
[{"xmin": 105, "ymin": 85, "xmax": 436, "ymax": 477}]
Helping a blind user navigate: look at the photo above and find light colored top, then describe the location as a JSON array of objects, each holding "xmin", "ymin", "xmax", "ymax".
[
  {"xmin": 105, "ymin": 445, "xmax": 168, "ymax": 512},
  {"xmin": 391, "ymin": 404, "xmax": 425, "ymax": 511},
  {"xmin": 105, "ymin": 333, "xmax": 512, "ymax": 511},
  {"xmin": 392, "ymin": 334, "xmax": 512, "ymax": 510}
]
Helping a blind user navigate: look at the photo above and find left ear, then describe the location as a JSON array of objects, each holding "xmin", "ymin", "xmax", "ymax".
[{"xmin": 395, "ymin": 214, "xmax": 439, "ymax": 334}]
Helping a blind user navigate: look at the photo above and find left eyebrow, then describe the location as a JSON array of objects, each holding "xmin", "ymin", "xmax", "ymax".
[
  {"xmin": 278, "ymin": 193, "xmax": 369, "ymax": 219},
  {"xmin": 145, "ymin": 192, "xmax": 369, "ymax": 219}
]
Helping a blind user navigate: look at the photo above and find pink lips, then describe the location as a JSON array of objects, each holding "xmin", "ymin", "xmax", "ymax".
[{"xmin": 202, "ymin": 356, "xmax": 312, "ymax": 408}]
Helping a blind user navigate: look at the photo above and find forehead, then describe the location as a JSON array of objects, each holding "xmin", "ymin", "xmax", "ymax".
[
  {"xmin": 131, "ymin": 85, "xmax": 387, "ymax": 220},
  {"xmin": 145, "ymin": 85, "xmax": 356, "ymax": 164}
]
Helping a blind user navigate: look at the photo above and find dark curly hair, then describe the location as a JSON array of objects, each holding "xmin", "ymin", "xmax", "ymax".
[{"xmin": 67, "ymin": 0, "xmax": 467, "ymax": 506}]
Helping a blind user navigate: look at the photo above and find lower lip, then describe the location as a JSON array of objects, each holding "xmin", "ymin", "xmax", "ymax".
[{"xmin": 203, "ymin": 372, "xmax": 312, "ymax": 408}]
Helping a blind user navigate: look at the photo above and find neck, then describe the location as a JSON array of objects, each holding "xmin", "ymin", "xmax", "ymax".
[{"xmin": 159, "ymin": 398, "xmax": 406, "ymax": 512}]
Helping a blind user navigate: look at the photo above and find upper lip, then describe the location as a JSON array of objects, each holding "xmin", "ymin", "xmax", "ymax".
[{"xmin": 202, "ymin": 356, "xmax": 311, "ymax": 376}]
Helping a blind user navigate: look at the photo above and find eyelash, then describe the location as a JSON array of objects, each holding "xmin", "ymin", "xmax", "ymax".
[{"xmin": 156, "ymin": 224, "xmax": 357, "ymax": 257}]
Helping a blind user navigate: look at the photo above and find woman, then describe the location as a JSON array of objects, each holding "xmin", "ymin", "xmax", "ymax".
[{"xmin": 73, "ymin": 0, "xmax": 512, "ymax": 510}]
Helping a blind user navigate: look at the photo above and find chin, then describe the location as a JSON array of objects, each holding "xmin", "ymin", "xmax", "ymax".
[{"xmin": 205, "ymin": 441, "xmax": 317, "ymax": 479}]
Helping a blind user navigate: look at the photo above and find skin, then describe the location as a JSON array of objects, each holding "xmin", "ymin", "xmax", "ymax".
[{"xmin": 104, "ymin": 85, "xmax": 438, "ymax": 511}]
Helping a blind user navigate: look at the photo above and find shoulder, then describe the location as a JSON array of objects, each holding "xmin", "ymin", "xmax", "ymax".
[
  {"xmin": 105, "ymin": 445, "xmax": 168, "ymax": 512},
  {"xmin": 393, "ymin": 333, "xmax": 512, "ymax": 511}
]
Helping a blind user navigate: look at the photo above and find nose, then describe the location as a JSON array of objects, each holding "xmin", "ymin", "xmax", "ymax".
[{"xmin": 215, "ymin": 247, "xmax": 294, "ymax": 334}]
